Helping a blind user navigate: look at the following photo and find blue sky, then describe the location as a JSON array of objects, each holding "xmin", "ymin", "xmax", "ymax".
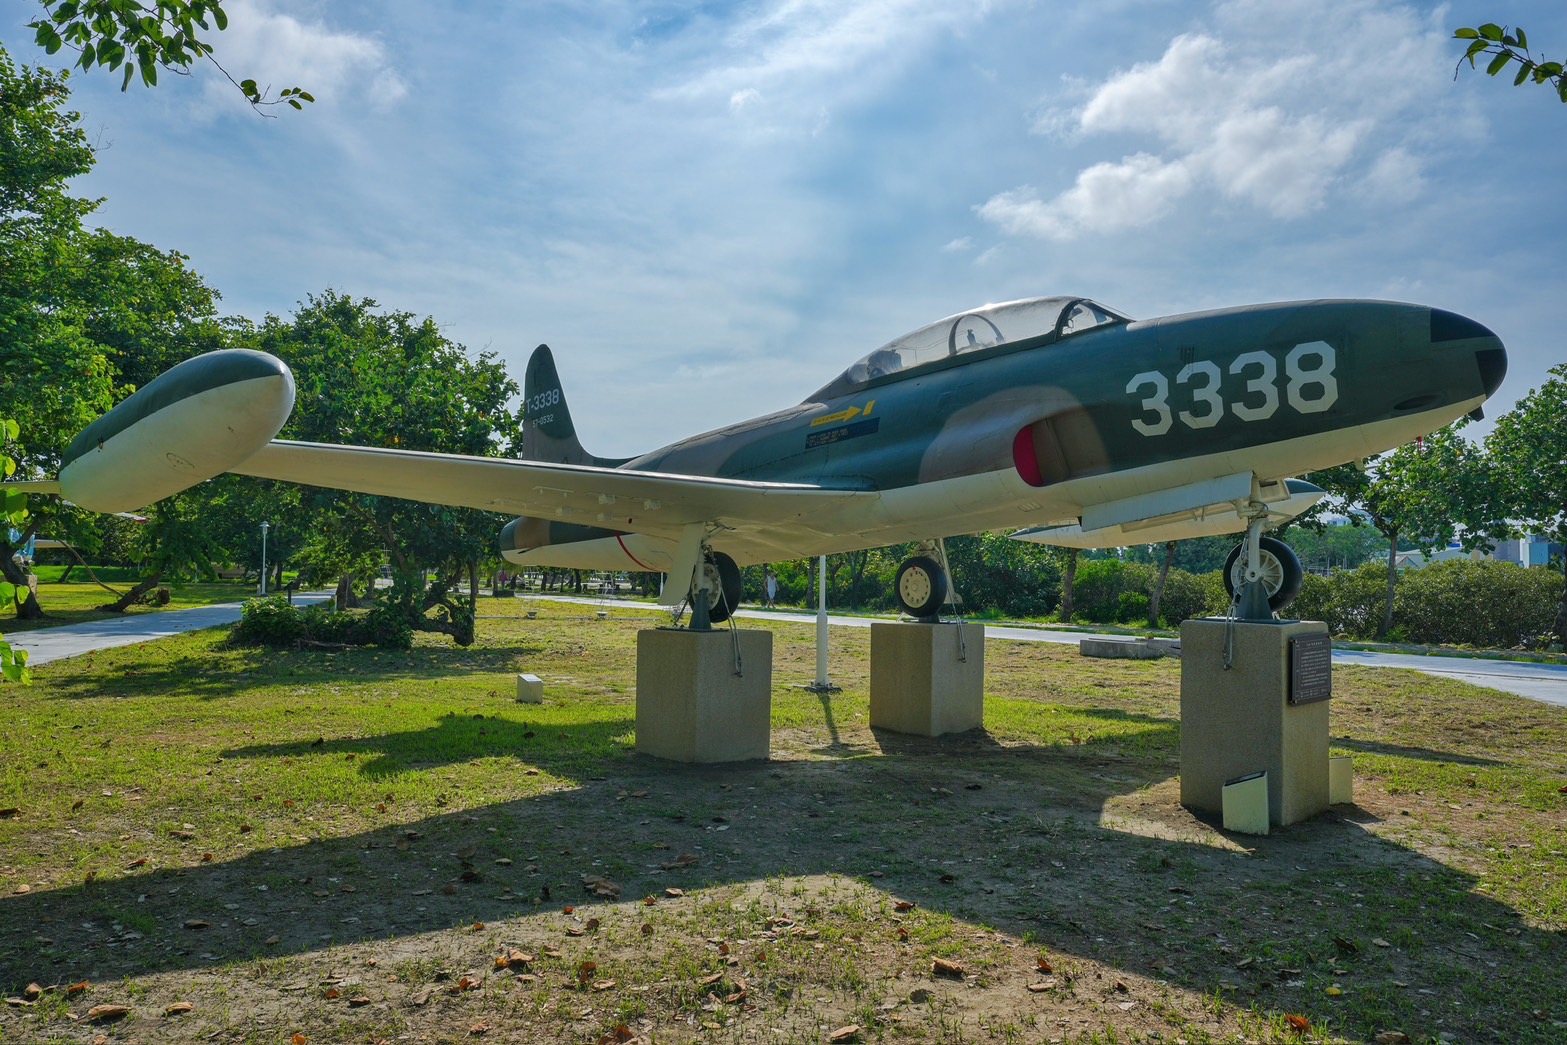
[{"xmin": 21, "ymin": 0, "xmax": 1567, "ymax": 457}]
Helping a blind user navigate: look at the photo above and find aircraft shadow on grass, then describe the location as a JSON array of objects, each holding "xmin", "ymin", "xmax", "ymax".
[
  {"xmin": 32, "ymin": 642, "xmax": 550, "ymax": 703},
  {"xmin": 1, "ymin": 708, "xmax": 1561, "ymax": 1041}
]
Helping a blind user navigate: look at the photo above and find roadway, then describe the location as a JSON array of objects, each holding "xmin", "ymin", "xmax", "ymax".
[
  {"xmin": 8, "ymin": 590, "xmax": 333, "ymax": 667},
  {"xmin": 517, "ymin": 593, "xmax": 1567, "ymax": 708},
  {"xmin": 9, "ymin": 591, "xmax": 1565, "ymax": 709}
]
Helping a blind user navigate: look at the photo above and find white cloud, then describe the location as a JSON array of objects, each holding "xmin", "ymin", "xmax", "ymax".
[
  {"xmin": 983, "ymin": 0, "xmax": 1461, "ymax": 240},
  {"xmin": 658, "ymin": 0, "xmax": 1008, "ymax": 124},
  {"xmin": 194, "ymin": 0, "xmax": 406, "ymax": 116},
  {"xmin": 978, "ymin": 154, "xmax": 1193, "ymax": 239},
  {"xmin": 942, "ymin": 237, "xmax": 974, "ymax": 252}
]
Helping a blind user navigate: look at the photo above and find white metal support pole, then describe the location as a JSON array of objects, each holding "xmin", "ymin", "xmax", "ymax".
[
  {"xmin": 815, "ymin": 554, "xmax": 829, "ymax": 688},
  {"xmin": 259, "ymin": 521, "xmax": 270, "ymax": 596}
]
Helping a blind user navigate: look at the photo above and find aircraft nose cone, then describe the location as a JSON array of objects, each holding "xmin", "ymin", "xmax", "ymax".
[{"xmin": 1430, "ymin": 308, "xmax": 1507, "ymax": 399}]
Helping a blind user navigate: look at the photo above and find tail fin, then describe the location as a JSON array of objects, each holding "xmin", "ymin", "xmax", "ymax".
[{"xmin": 522, "ymin": 345, "xmax": 627, "ymax": 466}]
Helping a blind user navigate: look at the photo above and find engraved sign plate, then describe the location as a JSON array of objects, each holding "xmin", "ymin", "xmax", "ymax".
[{"xmin": 1289, "ymin": 633, "xmax": 1332, "ymax": 705}]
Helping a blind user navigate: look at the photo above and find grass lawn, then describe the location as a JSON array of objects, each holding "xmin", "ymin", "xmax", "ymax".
[
  {"xmin": 1, "ymin": 580, "xmax": 265, "ymax": 635},
  {"xmin": 0, "ymin": 600, "xmax": 1563, "ymax": 1043}
]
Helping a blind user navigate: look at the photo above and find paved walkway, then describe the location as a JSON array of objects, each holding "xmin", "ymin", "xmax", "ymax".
[
  {"xmin": 8, "ymin": 591, "xmax": 333, "ymax": 666},
  {"xmin": 518, "ymin": 593, "xmax": 1567, "ymax": 708},
  {"xmin": 11, "ymin": 590, "xmax": 1565, "ymax": 709}
]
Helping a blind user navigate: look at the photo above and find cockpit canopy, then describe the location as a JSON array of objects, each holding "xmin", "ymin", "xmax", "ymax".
[{"xmin": 809, "ymin": 296, "xmax": 1129, "ymax": 402}]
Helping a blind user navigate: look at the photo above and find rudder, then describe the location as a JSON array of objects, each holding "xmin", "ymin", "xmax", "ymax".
[{"xmin": 522, "ymin": 345, "xmax": 625, "ymax": 466}]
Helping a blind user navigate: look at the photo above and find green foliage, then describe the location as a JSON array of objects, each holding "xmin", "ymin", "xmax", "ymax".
[
  {"xmin": 946, "ymin": 532, "xmax": 1060, "ymax": 618},
  {"xmin": 1115, "ymin": 590, "xmax": 1150, "ymax": 625},
  {"xmin": 1486, "ymin": 364, "xmax": 1567, "ymax": 646},
  {"xmin": 1, "ymin": 417, "xmax": 30, "ymax": 682},
  {"xmin": 1287, "ymin": 572, "xmax": 1333, "ymax": 627},
  {"xmin": 1070, "ymin": 559, "xmax": 1156, "ymax": 624},
  {"xmin": 1455, "ymin": 24, "xmax": 1566, "ymax": 102},
  {"xmin": 28, "ymin": 1, "xmax": 313, "ymax": 110},
  {"xmin": 1394, "ymin": 559, "xmax": 1561, "ymax": 649},
  {"xmin": 1154, "ymin": 568, "xmax": 1220, "ymax": 625},
  {"xmin": 231, "ymin": 595, "xmax": 414, "ymax": 650}
]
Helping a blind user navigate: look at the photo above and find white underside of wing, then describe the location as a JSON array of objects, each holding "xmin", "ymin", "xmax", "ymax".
[{"xmin": 233, "ymin": 440, "xmax": 877, "ymax": 541}]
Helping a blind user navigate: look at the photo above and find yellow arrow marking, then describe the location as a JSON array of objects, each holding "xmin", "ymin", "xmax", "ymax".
[{"xmin": 810, "ymin": 405, "xmax": 863, "ymax": 427}]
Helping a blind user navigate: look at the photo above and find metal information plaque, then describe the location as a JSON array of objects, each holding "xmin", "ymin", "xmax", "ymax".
[{"xmin": 1289, "ymin": 633, "xmax": 1332, "ymax": 705}]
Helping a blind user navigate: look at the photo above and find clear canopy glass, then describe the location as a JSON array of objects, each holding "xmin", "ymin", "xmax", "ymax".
[{"xmin": 810, "ymin": 296, "xmax": 1129, "ymax": 401}]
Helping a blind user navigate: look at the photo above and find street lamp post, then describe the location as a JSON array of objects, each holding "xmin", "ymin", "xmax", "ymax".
[{"xmin": 260, "ymin": 521, "xmax": 270, "ymax": 596}]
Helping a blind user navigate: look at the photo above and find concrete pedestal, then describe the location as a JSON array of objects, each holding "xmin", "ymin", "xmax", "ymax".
[
  {"xmin": 1180, "ymin": 618, "xmax": 1330, "ymax": 827},
  {"xmin": 635, "ymin": 629, "xmax": 773, "ymax": 762},
  {"xmin": 869, "ymin": 622, "xmax": 984, "ymax": 737}
]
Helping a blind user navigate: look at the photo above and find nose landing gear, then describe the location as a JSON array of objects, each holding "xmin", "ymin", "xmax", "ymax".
[{"xmin": 1222, "ymin": 512, "xmax": 1304, "ymax": 619}]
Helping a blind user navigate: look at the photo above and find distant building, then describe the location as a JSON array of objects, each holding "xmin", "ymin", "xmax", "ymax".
[
  {"xmin": 1393, "ymin": 542, "xmax": 1491, "ymax": 570},
  {"xmin": 1494, "ymin": 535, "xmax": 1564, "ymax": 568}
]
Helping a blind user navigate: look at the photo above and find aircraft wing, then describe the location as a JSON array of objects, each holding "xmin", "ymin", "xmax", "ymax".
[{"xmin": 234, "ymin": 440, "xmax": 877, "ymax": 539}]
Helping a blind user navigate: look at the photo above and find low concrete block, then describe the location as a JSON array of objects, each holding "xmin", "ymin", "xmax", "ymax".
[
  {"xmin": 1329, "ymin": 755, "xmax": 1354, "ymax": 805},
  {"xmin": 869, "ymin": 622, "xmax": 984, "ymax": 737},
  {"xmin": 1079, "ymin": 637, "xmax": 1171, "ymax": 660},
  {"xmin": 1180, "ymin": 618, "xmax": 1331, "ymax": 827},
  {"xmin": 516, "ymin": 673, "xmax": 544, "ymax": 704},
  {"xmin": 636, "ymin": 629, "xmax": 773, "ymax": 763}
]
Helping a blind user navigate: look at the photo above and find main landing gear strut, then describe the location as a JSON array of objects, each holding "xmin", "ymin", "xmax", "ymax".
[{"xmin": 687, "ymin": 548, "xmax": 742, "ymax": 628}]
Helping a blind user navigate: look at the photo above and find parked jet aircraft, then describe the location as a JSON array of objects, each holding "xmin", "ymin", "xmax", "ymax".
[{"xmin": 9, "ymin": 295, "xmax": 1506, "ymax": 623}]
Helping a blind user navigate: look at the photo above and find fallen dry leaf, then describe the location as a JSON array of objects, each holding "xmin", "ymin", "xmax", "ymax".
[
  {"xmin": 932, "ymin": 958, "xmax": 965, "ymax": 979},
  {"xmin": 183, "ymin": 920, "xmax": 210, "ymax": 930},
  {"xmin": 23, "ymin": 984, "xmax": 42, "ymax": 1001},
  {"xmin": 85, "ymin": 1004, "xmax": 130, "ymax": 1022},
  {"xmin": 894, "ymin": 900, "xmax": 915, "ymax": 911},
  {"xmin": 67, "ymin": 981, "xmax": 89, "ymax": 995},
  {"xmin": 828, "ymin": 1025, "xmax": 861, "ymax": 1043},
  {"xmin": 469, "ymin": 1021, "xmax": 491, "ymax": 1036},
  {"xmin": 1026, "ymin": 980, "xmax": 1057, "ymax": 993},
  {"xmin": 348, "ymin": 996, "xmax": 371, "ymax": 1007},
  {"xmin": 324, "ymin": 988, "xmax": 340, "ymax": 1000},
  {"xmin": 592, "ymin": 980, "xmax": 617, "ymax": 992},
  {"xmin": 578, "ymin": 961, "xmax": 597, "ymax": 984},
  {"xmin": 293, "ymin": 1034, "xmax": 307, "ymax": 1045},
  {"xmin": 164, "ymin": 1001, "xmax": 194, "ymax": 1016},
  {"xmin": 640, "ymin": 923, "xmax": 654, "ymax": 936}
]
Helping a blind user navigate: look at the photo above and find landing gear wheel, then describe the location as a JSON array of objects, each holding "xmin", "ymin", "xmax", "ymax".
[
  {"xmin": 1223, "ymin": 536, "xmax": 1304, "ymax": 613},
  {"xmin": 691, "ymin": 551, "xmax": 743, "ymax": 624},
  {"xmin": 895, "ymin": 555, "xmax": 949, "ymax": 619}
]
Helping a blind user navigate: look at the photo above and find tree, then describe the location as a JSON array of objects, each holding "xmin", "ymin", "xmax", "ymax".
[
  {"xmin": 1455, "ymin": 24, "xmax": 1565, "ymax": 102},
  {"xmin": 243, "ymin": 292, "xmax": 520, "ymax": 645},
  {"xmin": 1329, "ymin": 433, "xmax": 1486, "ymax": 638},
  {"xmin": 28, "ymin": 0, "xmax": 313, "ymax": 111},
  {"xmin": 2, "ymin": 417, "xmax": 33, "ymax": 682},
  {"xmin": 0, "ymin": 48, "xmax": 241, "ymax": 616},
  {"xmin": 1486, "ymin": 364, "xmax": 1567, "ymax": 647}
]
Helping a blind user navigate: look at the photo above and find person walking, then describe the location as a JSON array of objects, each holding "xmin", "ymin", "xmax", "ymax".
[{"xmin": 764, "ymin": 568, "xmax": 778, "ymax": 609}]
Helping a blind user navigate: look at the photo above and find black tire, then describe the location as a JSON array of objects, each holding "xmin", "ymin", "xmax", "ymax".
[
  {"xmin": 1223, "ymin": 536, "xmax": 1304, "ymax": 612},
  {"xmin": 895, "ymin": 555, "xmax": 949, "ymax": 618},
  {"xmin": 691, "ymin": 551, "xmax": 743, "ymax": 624}
]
